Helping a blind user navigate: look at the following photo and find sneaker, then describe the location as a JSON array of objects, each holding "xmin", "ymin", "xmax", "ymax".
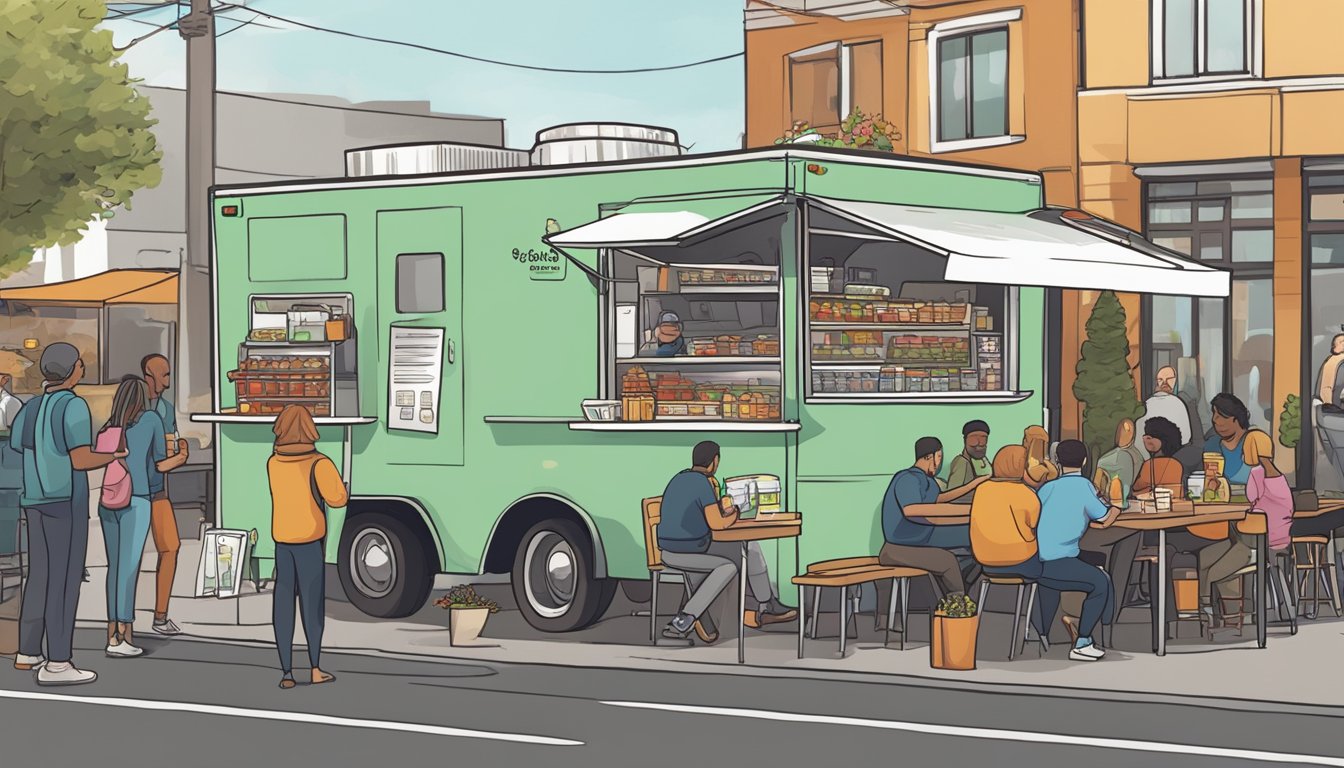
[
  {"xmin": 1069, "ymin": 642, "xmax": 1106, "ymax": 662},
  {"xmin": 153, "ymin": 618, "xmax": 182, "ymax": 636},
  {"xmin": 37, "ymin": 664, "xmax": 97, "ymax": 686},
  {"xmin": 661, "ymin": 612, "xmax": 694, "ymax": 640},
  {"xmin": 13, "ymin": 653, "xmax": 45, "ymax": 671},
  {"xmin": 105, "ymin": 642, "xmax": 144, "ymax": 658},
  {"xmin": 757, "ymin": 607, "xmax": 798, "ymax": 627}
]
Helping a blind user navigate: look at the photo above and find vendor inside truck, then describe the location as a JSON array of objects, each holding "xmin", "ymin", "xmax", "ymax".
[{"xmin": 641, "ymin": 311, "xmax": 687, "ymax": 357}]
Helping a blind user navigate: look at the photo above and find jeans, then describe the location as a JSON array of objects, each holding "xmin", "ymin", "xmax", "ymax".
[
  {"xmin": 988, "ymin": 555, "xmax": 1115, "ymax": 641},
  {"xmin": 19, "ymin": 491, "xmax": 88, "ymax": 663},
  {"xmin": 662, "ymin": 541, "xmax": 776, "ymax": 621},
  {"xmin": 99, "ymin": 496, "xmax": 152, "ymax": 623},
  {"xmin": 273, "ymin": 541, "xmax": 325, "ymax": 672}
]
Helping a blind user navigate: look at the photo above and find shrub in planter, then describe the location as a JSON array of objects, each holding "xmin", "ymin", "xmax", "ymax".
[
  {"xmin": 931, "ymin": 594, "xmax": 979, "ymax": 671},
  {"xmin": 774, "ymin": 109, "xmax": 902, "ymax": 152},
  {"xmin": 1279, "ymin": 393, "xmax": 1301, "ymax": 451},
  {"xmin": 434, "ymin": 585, "xmax": 499, "ymax": 646}
]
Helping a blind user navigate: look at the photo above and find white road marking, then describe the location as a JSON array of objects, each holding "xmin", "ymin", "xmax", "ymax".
[
  {"xmin": 602, "ymin": 701, "xmax": 1343, "ymax": 766},
  {"xmin": 0, "ymin": 689, "xmax": 581, "ymax": 746}
]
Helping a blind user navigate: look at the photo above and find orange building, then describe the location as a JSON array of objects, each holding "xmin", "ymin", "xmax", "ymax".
[{"xmin": 745, "ymin": 0, "xmax": 1344, "ymax": 482}]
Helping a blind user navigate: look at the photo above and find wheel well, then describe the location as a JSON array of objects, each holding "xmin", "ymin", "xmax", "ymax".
[
  {"xmin": 482, "ymin": 496, "xmax": 607, "ymax": 578},
  {"xmin": 346, "ymin": 497, "xmax": 443, "ymax": 572}
]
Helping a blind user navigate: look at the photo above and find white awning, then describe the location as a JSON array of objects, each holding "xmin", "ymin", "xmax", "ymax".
[
  {"xmin": 808, "ymin": 198, "xmax": 1230, "ymax": 298},
  {"xmin": 545, "ymin": 194, "xmax": 786, "ymax": 249}
]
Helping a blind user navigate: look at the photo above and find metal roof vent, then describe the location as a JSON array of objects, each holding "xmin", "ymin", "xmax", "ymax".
[
  {"xmin": 346, "ymin": 143, "xmax": 530, "ymax": 177},
  {"xmin": 531, "ymin": 123, "xmax": 682, "ymax": 166}
]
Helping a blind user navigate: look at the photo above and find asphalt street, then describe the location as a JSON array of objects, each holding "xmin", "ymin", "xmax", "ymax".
[{"xmin": 1, "ymin": 630, "xmax": 1342, "ymax": 767}]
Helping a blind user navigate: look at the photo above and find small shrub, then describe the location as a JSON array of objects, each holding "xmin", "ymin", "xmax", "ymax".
[
  {"xmin": 1279, "ymin": 393, "xmax": 1301, "ymax": 450},
  {"xmin": 937, "ymin": 593, "xmax": 977, "ymax": 618},
  {"xmin": 433, "ymin": 584, "xmax": 499, "ymax": 612}
]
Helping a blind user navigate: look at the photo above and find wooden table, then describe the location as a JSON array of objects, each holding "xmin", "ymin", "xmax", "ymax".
[
  {"xmin": 1101, "ymin": 505, "xmax": 1249, "ymax": 656},
  {"xmin": 712, "ymin": 515, "xmax": 801, "ymax": 664},
  {"xmin": 903, "ymin": 502, "xmax": 971, "ymax": 526}
]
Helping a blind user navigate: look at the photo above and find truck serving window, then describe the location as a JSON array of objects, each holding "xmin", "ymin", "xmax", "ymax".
[
  {"xmin": 806, "ymin": 231, "xmax": 1012, "ymax": 400},
  {"xmin": 396, "ymin": 253, "xmax": 445, "ymax": 314}
]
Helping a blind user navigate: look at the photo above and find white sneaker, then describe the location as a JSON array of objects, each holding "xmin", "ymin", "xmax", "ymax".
[
  {"xmin": 36, "ymin": 664, "xmax": 97, "ymax": 686},
  {"xmin": 1069, "ymin": 643, "xmax": 1106, "ymax": 662},
  {"xmin": 105, "ymin": 642, "xmax": 144, "ymax": 658},
  {"xmin": 13, "ymin": 653, "xmax": 45, "ymax": 671}
]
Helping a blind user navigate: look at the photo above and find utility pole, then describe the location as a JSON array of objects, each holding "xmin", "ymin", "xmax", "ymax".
[{"xmin": 179, "ymin": 0, "xmax": 214, "ymax": 456}]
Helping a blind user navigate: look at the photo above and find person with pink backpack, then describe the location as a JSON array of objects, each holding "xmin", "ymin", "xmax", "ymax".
[{"xmin": 96, "ymin": 376, "xmax": 187, "ymax": 658}]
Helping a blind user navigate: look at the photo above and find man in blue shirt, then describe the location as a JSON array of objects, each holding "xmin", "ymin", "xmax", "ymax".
[
  {"xmin": 658, "ymin": 441, "xmax": 796, "ymax": 642},
  {"xmin": 1034, "ymin": 440, "xmax": 1122, "ymax": 662},
  {"xmin": 142, "ymin": 353, "xmax": 187, "ymax": 636},
  {"xmin": 10, "ymin": 343, "xmax": 120, "ymax": 685},
  {"xmin": 878, "ymin": 437, "xmax": 988, "ymax": 597}
]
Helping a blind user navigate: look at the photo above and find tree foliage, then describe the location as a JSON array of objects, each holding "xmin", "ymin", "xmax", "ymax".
[
  {"xmin": 1279, "ymin": 393, "xmax": 1301, "ymax": 450},
  {"xmin": 1072, "ymin": 291, "xmax": 1144, "ymax": 461},
  {"xmin": 0, "ymin": 0, "xmax": 162, "ymax": 276}
]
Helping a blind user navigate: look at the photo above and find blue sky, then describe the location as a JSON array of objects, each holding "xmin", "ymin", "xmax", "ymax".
[{"xmin": 103, "ymin": 0, "xmax": 747, "ymax": 152}]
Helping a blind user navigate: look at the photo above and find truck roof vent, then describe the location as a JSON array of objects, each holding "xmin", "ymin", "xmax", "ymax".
[
  {"xmin": 531, "ymin": 123, "xmax": 682, "ymax": 166},
  {"xmin": 345, "ymin": 143, "xmax": 530, "ymax": 177}
]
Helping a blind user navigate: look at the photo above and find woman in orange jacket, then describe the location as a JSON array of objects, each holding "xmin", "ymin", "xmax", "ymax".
[{"xmin": 268, "ymin": 405, "xmax": 348, "ymax": 690}]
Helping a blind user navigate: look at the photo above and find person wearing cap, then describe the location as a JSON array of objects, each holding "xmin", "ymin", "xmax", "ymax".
[
  {"xmin": 9, "ymin": 343, "xmax": 122, "ymax": 685},
  {"xmin": 877, "ymin": 437, "xmax": 989, "ymax": 597},
  {"xmin": 641, "ymin": 311, "xmax": 687, "ymax": 357},
  {"xmin": 946, "ymin": 420, "xmax": 992, "ymax": 491}
]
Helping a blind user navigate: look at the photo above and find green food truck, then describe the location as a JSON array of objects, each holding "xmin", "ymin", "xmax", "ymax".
[{"xmin": 201, "ymin": 146, "xmax": 1228, "ymax": 632}]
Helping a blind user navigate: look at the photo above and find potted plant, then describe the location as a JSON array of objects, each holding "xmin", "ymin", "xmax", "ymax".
[
  {"xmin": 930, "ymin": 593, "xmax": 979, "ymax": 671},
  {"xmin": 434, "ymin": 585, "xmax": 499, "ymax": 646}
]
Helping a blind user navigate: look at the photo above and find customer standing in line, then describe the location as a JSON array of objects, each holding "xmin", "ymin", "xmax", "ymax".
[
  {"xmin": 97, "ymin": 376, "xmax": 188, "ymax": 658},
  {"xmin": 10, "ymin": 343, "xmax": 121, "ymax": 685},
  {"xmin": 268, "ymin": 405, "xmax": 347, "ymax": 689},
  {"xmin": 142, "ymin": 354, "xmax": 185, "ymax": 636}
]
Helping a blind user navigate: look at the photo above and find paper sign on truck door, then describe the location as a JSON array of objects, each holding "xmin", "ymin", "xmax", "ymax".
[{"xmin": 388, "ymin": 326, "xmax": 445, "ymax": 434}]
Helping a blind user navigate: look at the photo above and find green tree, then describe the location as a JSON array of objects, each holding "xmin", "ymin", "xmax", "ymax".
[
  {"xmin": 0, "ymin": 0, "xmax": 162, "ymax": 276},
  {"xmin": 1072, "ymin": 291, "xmax": 1145, "ymax": 461},
  {"xmin": 1279, "ymin": 394, "xmax": 1301, "ymax": 450}
]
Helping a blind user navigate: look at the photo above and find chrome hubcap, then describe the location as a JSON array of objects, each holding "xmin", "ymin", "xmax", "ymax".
[
  {"xmin": 350, "ymin": 528, "xmax": 397, "ymax": 599},
  {"xmin": 523, "ymin": 531, "xmax": 577, "ymax": 619}
]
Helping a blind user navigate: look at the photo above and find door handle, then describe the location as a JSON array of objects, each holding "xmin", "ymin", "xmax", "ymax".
[{"xmin": 447, "ymin": 338, "xmax": 456, "ymax": 364}]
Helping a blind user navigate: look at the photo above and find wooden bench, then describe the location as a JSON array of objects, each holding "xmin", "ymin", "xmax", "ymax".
[{"xmin": 793, "ymin": 558, "xmax": 931, "ymax": 657}]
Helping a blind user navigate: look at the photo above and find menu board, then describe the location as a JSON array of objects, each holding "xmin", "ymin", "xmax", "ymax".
[{"xmin": 388, "ymin": 326, "xmax": 445, "ymax": 434}]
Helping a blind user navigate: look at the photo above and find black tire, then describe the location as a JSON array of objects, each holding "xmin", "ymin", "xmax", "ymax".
[
  {"xmin": 511, "ymin": 518, "xmax": 612, "ymax": 632},
  {"xmin": 338, "ymin": 513, "xmax": 435, "ymax": 619}
]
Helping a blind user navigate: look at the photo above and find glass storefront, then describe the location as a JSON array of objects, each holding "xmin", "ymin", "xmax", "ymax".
[
  {"xmin": 1309, "ymin": 174, "xmax": 1344, "ymax": 393},
  {"xmin": 1145, "ymin": 176, "xmax": 1274, "ymax": 434}
]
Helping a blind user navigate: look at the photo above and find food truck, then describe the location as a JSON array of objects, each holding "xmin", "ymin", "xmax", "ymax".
[{"xmin": 202, "ymin": 147, "xmax": 1228, "ymax": 631}]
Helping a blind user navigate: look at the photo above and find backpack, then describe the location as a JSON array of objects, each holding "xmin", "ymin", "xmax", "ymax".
[
  {"xmin": 98, "ymin": 426, "xmax": 132, "ymax": 510},
  {"xmin": 18, "ymin": 391, "xmax": 74, "ymax": 500}
]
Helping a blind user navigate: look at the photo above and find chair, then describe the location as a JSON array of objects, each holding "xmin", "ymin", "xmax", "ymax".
[
  {"xmin": 1291, "ymin": 535, "xmax": 1341, "ymax": 620},
  {"xmin": 640, "ymin": 496, "xmax": 695, "ymax": 644},
  {"xmin": 793, "ymin": 560, "xmax": 931, "ymax": 656},
  {"xmin": 1210, "ymin": 553, "xmax": 1297, "ymax": 636},
  {"xmin": 975, "ymin": 574, "xmax": 1039, "ymax": 661}
]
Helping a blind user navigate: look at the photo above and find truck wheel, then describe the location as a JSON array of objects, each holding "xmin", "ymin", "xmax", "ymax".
[
  {"xmin": 338, "ymin": 514, "xmax": 434, "ymax": 619},
  {"xmin": 512, "ymin": 518, "xmax": 614, "ymax": 632}
]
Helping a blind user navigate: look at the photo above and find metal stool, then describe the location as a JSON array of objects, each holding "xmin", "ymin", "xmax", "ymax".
[
  {"xmin": 976, "ymin": 574, "xmax": 1039, "ymax": 661},
  {"xmin": 1291, "ymin": 536, "xmax": 1341, "ymax": 620}
]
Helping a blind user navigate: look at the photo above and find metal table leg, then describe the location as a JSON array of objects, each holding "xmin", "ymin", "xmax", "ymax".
[
  {"xmin": 797, "ymin": 584, "xmax": 805, "ymax": 659},
  {"xmin": 1156, "ymin": 529, "xmax": 1167, "ymax": 656},
  {"xmin": 1329, "ymin": 530, "xmax": 1342, "ymax": 616},
  {"xmin": 738, "ymin": 541, "xmax": 747, "ymax": 664},
  {"xmin": 1257, "ymin": 531, "xmax": 1268, "ymax": 649}
]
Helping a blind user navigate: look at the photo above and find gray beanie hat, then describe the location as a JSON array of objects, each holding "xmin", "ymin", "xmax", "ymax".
[{"xmin": 40, "ymin": 343, "xmax": 80, "ymax": 383}]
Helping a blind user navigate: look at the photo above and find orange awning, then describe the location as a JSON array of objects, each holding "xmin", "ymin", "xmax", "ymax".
[{"xmin": 0, "ymin": 269, "xmax": 178, "ymax": 307}]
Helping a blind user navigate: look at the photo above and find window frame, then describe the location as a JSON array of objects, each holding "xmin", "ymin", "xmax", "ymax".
[
  {"xmin": 788, "ymin": 39, "xmax": 885, "ymax": 134},
  {"xmin": 926, "ymin": 8, "xmax": 1025, "ymax": 154},
  {"xmin": 395, "ymin": 252, "xmax": 446, "ymax": 314},
  {"xmin": 1151, "ymin": 0, "xmax": 1261, "ymax": 83}
]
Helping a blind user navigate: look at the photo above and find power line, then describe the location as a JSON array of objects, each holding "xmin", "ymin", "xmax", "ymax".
[{"xmin": 238, "ymin": 7, "xmax": 743, "ymax": 75}]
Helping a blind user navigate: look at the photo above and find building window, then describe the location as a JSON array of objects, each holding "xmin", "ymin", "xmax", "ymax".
[
  {"xmin": 789, "ymin": 41, "xmax": 884, "ymax": 133},
  {"xmin": 1145, "ymin": 176, "xmax": 1274, "ymax": 433},
  {"xmin": 937, "ymin": 29, "xmax": 1008, "ymax": 143},
  {"xmin": 1308, "ymin": 174, "xmax": 1344, "ymax": 406},
  {"xmin": 925, "ymin": 8, "xmax": 1022, "ymax": 153},
  {"xmin": 1153, "ymin": 0, "xmax": 1255, "ymax": 80}
]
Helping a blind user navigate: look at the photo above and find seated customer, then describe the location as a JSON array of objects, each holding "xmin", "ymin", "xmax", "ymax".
[
  {"xmin": 658, "ymin": 441, "xmax": 796, "ymax": 643},
  {"xmin": 946, "ymin": 420, "xmax": 993, "ymax": 491},
  {"xmin": 878, "ymin": 437, "xmax": 989, "ymax": 597},
  {"xmin": 969, "ymin": 445, "xmax": 1041, "ymax": 578},
  {"xmin": 1023, "ymin": 426, "xmax": 1060, "ymax": 490},
  {"xmin": 1034, "ymin": 440, "xmax": 1122, "ymax": 662},
  {"xmin": 1094, "ymin": 419, "xmax": 1142, "ymax": 501},
  {"xmin": 1133, "ymin": 417, "xmax": 1184, "ymax": 495}
]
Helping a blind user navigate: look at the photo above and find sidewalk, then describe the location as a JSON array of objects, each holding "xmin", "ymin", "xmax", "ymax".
[{"xmin": 69, "ymin": 518, "xmax": 1344, "ymax": 712}]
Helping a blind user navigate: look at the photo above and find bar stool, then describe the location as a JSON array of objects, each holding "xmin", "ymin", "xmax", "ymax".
[
  {"xmin": 1291, "ymin": 535, "xmax": 1341, "ymax": 620},
  {"xmin": 1211, "ymin": 552, "xmax": 1298, "ymax": 636},
  {"xmin": 976, "ymin": 574, "xmax": 1039, "ymax": 660}
]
